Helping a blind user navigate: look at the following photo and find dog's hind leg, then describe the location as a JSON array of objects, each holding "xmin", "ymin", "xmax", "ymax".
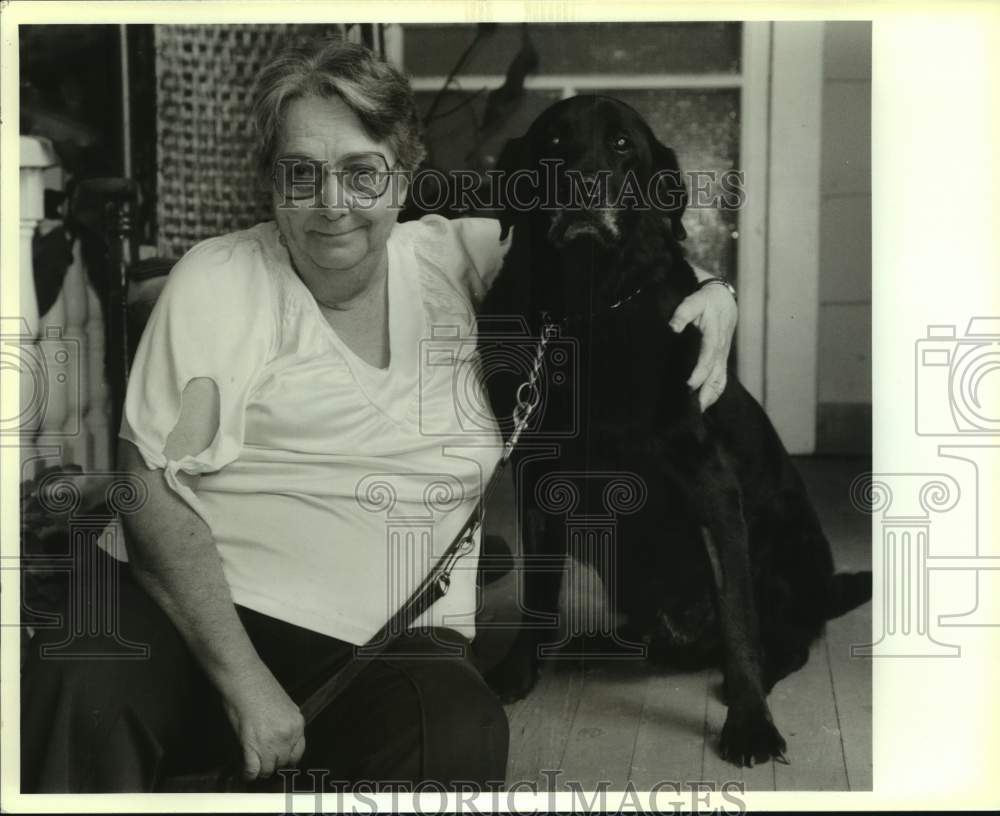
[
  {"xmin": 759, "ymin": 619, "xmax": 814, "ymax": 694},
  {"xmin": 753, "ymin": 568, "xmax": 823, "ymax": 693}
]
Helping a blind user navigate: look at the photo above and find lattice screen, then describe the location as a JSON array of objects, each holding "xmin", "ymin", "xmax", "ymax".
[{"xmin": 154, "ymin": 24, "xmax": 349, "ymax": 257}]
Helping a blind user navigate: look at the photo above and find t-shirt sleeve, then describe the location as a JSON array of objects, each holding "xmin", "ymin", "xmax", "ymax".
[
  {"xmin": 119, "ymin": 235, "xmax": 276, "ymax": 525},
  {"xmin": 410, "ymin": 214, "xmax": 512, "ymax": 308}
]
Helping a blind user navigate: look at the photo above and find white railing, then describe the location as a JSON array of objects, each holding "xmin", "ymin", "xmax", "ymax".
[{"xmin": 19, "ymin": 135, "xmax": 112, "ymax": 479}]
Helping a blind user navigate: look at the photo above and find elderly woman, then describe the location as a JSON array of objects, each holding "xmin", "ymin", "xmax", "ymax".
[{"xmin": 21, "ymin": 37, "xmax": 737, "ymax": 792}]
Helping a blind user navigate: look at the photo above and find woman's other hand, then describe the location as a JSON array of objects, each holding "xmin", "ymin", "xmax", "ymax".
[
  {"xmin": 119, "ymin": 377, "xmax": 306, "ymax": 783},
  {"xmin": 668, "ymin": 278, "xmax": 738, "ymax": 412},
  {"xmin": 221, "ymin": 663, "xmax": 306, "ymax": 781}
]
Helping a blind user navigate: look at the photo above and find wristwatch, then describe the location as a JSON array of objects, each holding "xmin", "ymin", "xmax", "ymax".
[{"xmin": 697, "ymin": 276, "xmax": 737, "ymax": 302}]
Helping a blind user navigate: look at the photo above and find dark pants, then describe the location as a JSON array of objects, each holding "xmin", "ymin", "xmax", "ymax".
[{"xmin": 20, "ymin": 549, "xmax": 509, "ymax": 793}]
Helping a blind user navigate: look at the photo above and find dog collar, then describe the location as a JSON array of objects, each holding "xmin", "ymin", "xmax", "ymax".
[{"xmin": 542, "ymin": 283, "xmax": 647, "ymax": 328}]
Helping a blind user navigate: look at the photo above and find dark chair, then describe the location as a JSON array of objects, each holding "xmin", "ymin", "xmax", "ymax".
[{"xmin": 125, "ymin": 256, "xmax": 176, "ymax": 364}]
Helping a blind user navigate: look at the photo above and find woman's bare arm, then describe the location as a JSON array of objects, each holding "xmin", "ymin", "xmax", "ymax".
[
  {"xmin": 670, "ymin": 264, "xmax": 739, "ymax": 411},
  {"xmin": 119, "ymin": 377, "xmax": 305, "ymax": 780}
]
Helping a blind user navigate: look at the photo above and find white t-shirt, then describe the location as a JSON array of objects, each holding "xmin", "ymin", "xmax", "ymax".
[{"xmin": 112, "ymin": 215, "xmax": 510, "ymax": 645}]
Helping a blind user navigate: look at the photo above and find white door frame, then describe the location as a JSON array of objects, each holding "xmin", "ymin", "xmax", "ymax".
[
  {"xmin": 736, "ymin": 22, "xmax": 771, "ymax": 404},
  {"xmin": 739, "ymin": 21, "xmax": 824, "ymax": 454}
]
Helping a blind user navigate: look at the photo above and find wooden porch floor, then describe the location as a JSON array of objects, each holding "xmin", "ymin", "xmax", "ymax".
[{"xmin": 479, "ymin": 457, "xmax": 873, "ymax": 792}]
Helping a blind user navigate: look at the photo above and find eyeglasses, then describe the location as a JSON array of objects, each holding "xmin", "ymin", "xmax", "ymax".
[{"xmin": 272, "ymin": 152, "xmax": 398, "ymax": 205}]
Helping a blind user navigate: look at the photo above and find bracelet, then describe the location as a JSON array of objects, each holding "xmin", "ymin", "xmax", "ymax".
[{"xmin": 697, "ymin": 276, "xmax": 737, "ymax": 302}]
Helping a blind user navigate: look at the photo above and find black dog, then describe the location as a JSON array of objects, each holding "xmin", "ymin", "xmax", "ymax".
[{"xmin": 476, "ymin": 95, "xmax": 871, "ymax": 766}]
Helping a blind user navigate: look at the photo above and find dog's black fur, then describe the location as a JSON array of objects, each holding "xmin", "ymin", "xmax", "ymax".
[{"xmin": 476, "ymin": 95, "xmax": 871, "ymax": 766}]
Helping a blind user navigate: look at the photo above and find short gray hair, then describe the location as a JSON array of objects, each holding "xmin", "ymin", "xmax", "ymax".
[{"xmin": 251, "ymin": 38, "xmax": 426, "ymax": 186}]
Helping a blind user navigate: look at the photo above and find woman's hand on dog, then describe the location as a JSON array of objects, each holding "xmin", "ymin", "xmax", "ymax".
[{"xmin": 668, "ymin": 281, "xmax": 738, "ymax": 412}]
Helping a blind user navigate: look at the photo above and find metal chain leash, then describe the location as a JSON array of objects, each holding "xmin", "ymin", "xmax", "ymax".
[
  {"xmin": 434, "ymin": 319, "xmax": 556, "ymax": 593},
  {"xmin": 504, "ymin": 320, "xmax": 555, "ymax": 462}
]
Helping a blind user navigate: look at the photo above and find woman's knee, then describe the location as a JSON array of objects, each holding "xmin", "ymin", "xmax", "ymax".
[
  {"xmin": 435, "ymin": 668, "xmax": 509, "ymax": 785},
  {"xmin": 392, "ymin": 647, "xmax": 509, "ymax": 786}
]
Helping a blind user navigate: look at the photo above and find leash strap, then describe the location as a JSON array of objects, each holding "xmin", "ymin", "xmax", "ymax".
[
  {"xmin": 196, "ymin": 325, "xmax": 555, "ymax": 789},
  {"xmin": 296, "ymin": 322, "xmax": 554, "ymax": 727}
]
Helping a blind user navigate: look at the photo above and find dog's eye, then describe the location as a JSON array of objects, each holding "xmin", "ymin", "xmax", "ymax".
[
  {"xmin": 612, "ymin": 134, "xmax": 632, "ymax": 153},
  {"xmin": 550, "ymin": 135, "xmax": 561, "ymax": 147}
]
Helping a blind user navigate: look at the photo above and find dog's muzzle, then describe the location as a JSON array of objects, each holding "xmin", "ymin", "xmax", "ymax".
[{"xmin": 547, "ymin": 207, "xmax": 622, "ymax": 248}]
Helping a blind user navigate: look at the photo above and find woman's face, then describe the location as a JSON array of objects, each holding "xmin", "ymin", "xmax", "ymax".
[{"xmin": 272, "ymin": 94, "xmax": 407, "ymax": 288}]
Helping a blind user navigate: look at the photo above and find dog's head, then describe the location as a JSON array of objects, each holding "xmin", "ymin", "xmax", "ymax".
[
  {"xmin": 492, "ymin": 95, "xmax": 688, "ymax": 318},
  {"xmin": 496, "ymin": 95, "xmax": 688, "ymax": 248}
]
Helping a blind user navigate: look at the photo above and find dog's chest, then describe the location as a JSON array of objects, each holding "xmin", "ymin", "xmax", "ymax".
[{"xmin": 559, "ymin": 306, "xmax": 688, "ymax": 453}]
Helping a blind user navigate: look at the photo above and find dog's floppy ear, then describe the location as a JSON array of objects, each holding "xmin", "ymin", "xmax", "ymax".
[
  {"xmin": 650, "ymin": 140, "xmax": 688, "ymax": 241},
  {"xmin": 493, "ymin": 136, "xmax": 533, "ymax": 241}
]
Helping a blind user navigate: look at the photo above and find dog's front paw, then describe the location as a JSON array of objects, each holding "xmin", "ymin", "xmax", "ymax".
[{"xmin": 718, "ymin": 706, "xmax": 787, "ymax": 767}]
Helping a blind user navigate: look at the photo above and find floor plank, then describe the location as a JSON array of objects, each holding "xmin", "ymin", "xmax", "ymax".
[
  {"xmin": 505, "ymin": 660, "xmax": 585, "ymax": 789},
  {"xmin": 628, "ymin": 667, "xmax": 710, "ymax": 790},
  {"xmin": 771, "ymin": 635, "xmax": 850, "ymax": 790},
  {"xmin": 825, "ymin": 605, "xmax": 873, "ymax": 790},
  {"xmin": 557, "ymin": 661, "xmax": 649, "ymax": 790},
  {"xmin": 795, "ymin": 454, "xmax": 872, "ymax": 790}
]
